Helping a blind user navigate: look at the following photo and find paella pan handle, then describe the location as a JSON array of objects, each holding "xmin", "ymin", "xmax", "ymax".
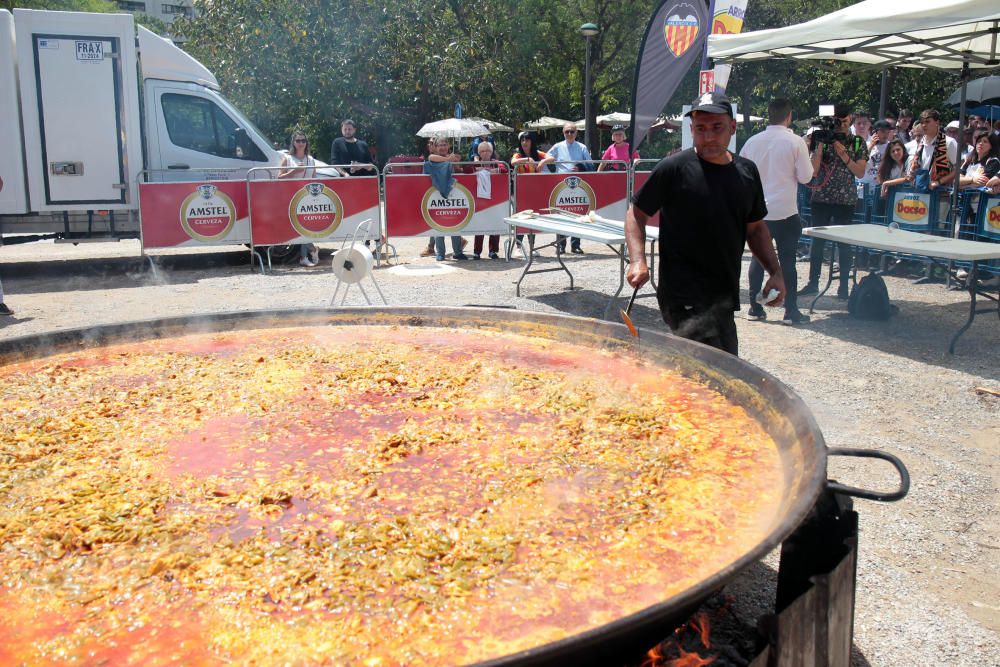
[{"xmin": 825, "ymin": 448, "xmax": 910, "ymax": 502}]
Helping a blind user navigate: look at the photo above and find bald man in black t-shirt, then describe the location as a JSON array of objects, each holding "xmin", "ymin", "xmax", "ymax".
[{"xmin": 625, "ymin": 93, "xmax": 784, "ymax": 357}]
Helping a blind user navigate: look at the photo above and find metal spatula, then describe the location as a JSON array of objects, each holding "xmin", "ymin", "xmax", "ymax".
[{"xmin": 620, "ymin": 285, "xmax": 639, "ymax": 337}]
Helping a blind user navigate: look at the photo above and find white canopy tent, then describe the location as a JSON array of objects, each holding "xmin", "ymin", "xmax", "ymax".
[
  {"xmin": 708, "ymin": 0, "xmax": 1000, "ymax": 235},
  {"xmin": 708, "ymin": 0, "xmax": 1000, "ymax": 72}
]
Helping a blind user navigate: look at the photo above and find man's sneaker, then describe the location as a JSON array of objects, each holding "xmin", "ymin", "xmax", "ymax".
[
  {"xmin": 435, "ymin": 254, "xmax": 446, "ymax": 261},
  {"xmin": 0, "ymin": 303, "xmax": 13, "ymax": 316},
  {"xmin": 783, "ymin": 310, "xmax": 811, "ymax": 324},
  {"xmin": 452, "ymin": 253, "xmax": 469, "ymax": 260},
  {"xmin": 571, "ymin": 247, "xmax": 584, "ymax": 254},
  {"xmin": 747, "ymin": 303, "xmax": 767, "ymax": 321},
  {"xmin": 488, "ymin": 252, "xmax": 499, "ymax": 260},
  {"xmin": 797, "ymin": 282, "xmax": 819, "ymax": 296},
  {"xmin": 299, "ymin": 257, "xmax": 315, "ymax": 267},
  {"xmin": 472, "ymin": 253, "xmax": 481, "ymax": 260}
]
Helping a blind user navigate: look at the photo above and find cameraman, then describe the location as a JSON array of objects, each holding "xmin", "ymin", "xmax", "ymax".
[{"xmin": 799, "ymin": 103, "xmax": 867, "ymax": 300}]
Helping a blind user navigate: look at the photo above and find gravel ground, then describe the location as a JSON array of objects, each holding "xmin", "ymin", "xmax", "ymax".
[{"xmin": 1, "ymin": 235, "xmax": 997, "ymax": 666}]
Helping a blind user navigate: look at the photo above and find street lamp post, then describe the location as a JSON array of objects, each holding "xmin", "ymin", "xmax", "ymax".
[{"xmin": 580, "ymin": 22, "xmax": 599, "ymax": 157}]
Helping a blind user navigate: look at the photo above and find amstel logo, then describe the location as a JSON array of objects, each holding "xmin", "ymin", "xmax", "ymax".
[
  {"xmin": 895, "ymin": 197, "xmax": 929, "ymax": 223},
  {"xmin": 421, "ymin": 183, "xmax": 474, "ymax": 233},
  {"xmin": 180, "ymin": 184, "xmax": 236, "ymax": 242},
  {"xmin": 289, "ymin": 182, "xmax": 343, "ymax": 238},
  {"xmin": 664, "ymin": 4, "xmax": 700, "ymax": 58},
  {"xmin": 548, "ymin": 176, "xmax": 596, "ymax": 216}
]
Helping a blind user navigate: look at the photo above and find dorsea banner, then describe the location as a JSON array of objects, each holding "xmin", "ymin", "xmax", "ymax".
[
  {"xmin": 514, "ymin": 172, "xmax": 628, "ymax": 220},
  {"xmin": 628, "ymin": 0, "xmax": 711, "ymax": 151},
  {"xmin": 708, "ymin": 0, "xmax": 749, "ymax": 92},
  {"xmin": 384, "ymin": 173, "xmax": 510, "ymax": 237},
  {"xmin": 139, "ymin": 181, "xmax": 250, "ymax": 249},
  {"xmin": 248, "ymin": 176, "xmax": 380, "ymax": 246},
  {"xmin": 888, "ymin": 190, "xmax": 933, "ymax": 229},
  {"xmin": 978, "ymin": 195, "xmax": 1000, "ymax": 240}
]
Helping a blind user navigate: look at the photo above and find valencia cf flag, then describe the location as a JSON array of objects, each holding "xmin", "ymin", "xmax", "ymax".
[{"xmin": 629, "ymin": 0, "xmax": 710, "ymax": 151}]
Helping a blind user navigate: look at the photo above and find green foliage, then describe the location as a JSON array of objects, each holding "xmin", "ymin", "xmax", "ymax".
[{"xmin": 165, "ymin": 0, "xmax": 987, "ymax": 162}]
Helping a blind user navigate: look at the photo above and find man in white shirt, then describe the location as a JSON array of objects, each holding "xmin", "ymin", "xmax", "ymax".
[
  {"xmin": 547, "ymin": 122, "xmax": 594, "ymax": 253},
  {"xmin": 739, "ymin": 98, "xmax": 816, "ymax": 324}
]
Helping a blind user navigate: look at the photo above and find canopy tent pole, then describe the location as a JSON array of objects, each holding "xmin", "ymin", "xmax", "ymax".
[
  {"xmin": 950, "ymin": 59, "xmax": 971, "ymax": 241},
  {"xmin": 878, "ymin": 69, "xmax": 888, "ymax": 120}
]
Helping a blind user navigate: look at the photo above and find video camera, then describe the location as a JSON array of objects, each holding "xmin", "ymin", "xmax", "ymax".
[{"xmin": 808, "ymin": 105, "xmax": 848, "ymax": 149}]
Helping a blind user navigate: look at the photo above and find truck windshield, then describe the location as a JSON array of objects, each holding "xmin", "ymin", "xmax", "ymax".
[{"xmin": 161, "ymin": 93, "xmax": 268, "ymax": 161}]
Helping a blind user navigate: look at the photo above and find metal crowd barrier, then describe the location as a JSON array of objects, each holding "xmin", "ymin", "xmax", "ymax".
[{"xmin": 245, "ymin": 165, "xmax": 386, "ymax": 273}]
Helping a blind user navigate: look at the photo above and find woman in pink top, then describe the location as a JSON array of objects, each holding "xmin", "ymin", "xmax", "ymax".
[{"xmin": 597, "ymin": 124, "xmax": 639, "ymax": 172}]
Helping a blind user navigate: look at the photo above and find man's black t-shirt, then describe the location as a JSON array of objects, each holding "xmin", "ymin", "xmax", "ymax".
[
  {"xmin": 632, "ymin": 149, "xmax": 767, "ymax": 310},
  {"xmin": 331, "ymin": 137, "xmax": 376, "ymax": 176}
]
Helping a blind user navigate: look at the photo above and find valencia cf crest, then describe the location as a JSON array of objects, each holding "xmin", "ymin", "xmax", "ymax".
[{"xmin": 663, "ymin": 4, "xmax": 700, "ymax": 58}]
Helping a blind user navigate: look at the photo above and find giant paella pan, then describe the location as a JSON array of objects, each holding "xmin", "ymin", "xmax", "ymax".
[{"xmin": 0, "ymin": 308, "xmax": 907, "ymax": 665}]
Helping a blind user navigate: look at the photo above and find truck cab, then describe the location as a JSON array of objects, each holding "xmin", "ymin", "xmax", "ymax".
[{"xmin": 0, "ymin": 8, "xmax": 280, "ymax": 236}]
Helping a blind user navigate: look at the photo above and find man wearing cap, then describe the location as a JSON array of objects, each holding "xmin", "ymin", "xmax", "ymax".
[
  {"xmin": 624, "ymin": 93, "xmax": 785, "ymax": 357},
  {"xmin": 738, "ymin": 98, "xmax": 815, "ymax": 325},
  {"xmin": 597, "ymin": 124, "xmax": 639, "ymax": 172},
  {"xmin": 945, "ymin": 120, "xmax": 973, "ymax": 161}
]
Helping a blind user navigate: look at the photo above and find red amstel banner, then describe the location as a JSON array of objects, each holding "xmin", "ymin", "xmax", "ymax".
[
  {"xmin": 248, "ymin": 176, "xmax": 380, "ymax": 245},
  {"xmin": 631, "ymin": 169, "xmax": 661, "ymax": 228},
  {"xmin": 139, "ymin": 181, "xmax": 250, "ymax": 249},
  {"xmin": 514, "ymin": 172, "xmax": 628, "ymax": 221},
  {"xmin": 384, "ymin": 173, "xmax": 510, "ymax": 237}
]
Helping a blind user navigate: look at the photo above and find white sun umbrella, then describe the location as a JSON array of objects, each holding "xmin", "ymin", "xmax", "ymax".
[
  {"xmin": 573, "ymin": 113, "xmax": 635, "ymax": 130},
  {"xmin": 416, "ymin": 117, "xmax": 492, "ymax": 138},
  {"xmin": 524, "ymin": 116, "xmax": 573, "ymax": 130},
  {"xmin": 467, "ymin": 117, "xmax": 514, "ymax": 133},
  {"xmin": 663, "ymin": 113, "xmax": 763, "ymax": 123}
]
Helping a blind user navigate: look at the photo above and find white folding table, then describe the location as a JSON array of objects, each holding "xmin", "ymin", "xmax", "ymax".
[{"xmin": 803, "ymin": 224, "xmax": 1000, "ymax": 353}]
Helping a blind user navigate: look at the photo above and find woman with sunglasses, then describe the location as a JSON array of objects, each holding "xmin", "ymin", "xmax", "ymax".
[
  {"xmin": 279, "ymin": 130, "xmax": 319, "ymax": 267},
  {"xmin": 510, "ymin": 132, "xmax": 554, "ymax": 255}
]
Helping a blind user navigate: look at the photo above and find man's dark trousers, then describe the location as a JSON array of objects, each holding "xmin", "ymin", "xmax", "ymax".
[
  {"xmin": 664, "ymin": 302, "xmax": 739, "ymax": 357},
  {"xmin": 749, "ymin": 215, "xmax": 803, "ymax": 313},
  {"xmin": 806, "ymin": 203, "xmax": 855, "ymax": 289}
]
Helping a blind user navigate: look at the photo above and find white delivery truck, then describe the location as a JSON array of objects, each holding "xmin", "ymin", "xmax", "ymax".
[{"xmin": 0, "ymin": 8, "xmax": 283, "ymax": 240}]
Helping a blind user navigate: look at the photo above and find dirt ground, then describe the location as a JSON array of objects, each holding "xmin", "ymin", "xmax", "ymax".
[{"xmin": 1, "ymin": 236, "xmax": 997, "ymax": 666}]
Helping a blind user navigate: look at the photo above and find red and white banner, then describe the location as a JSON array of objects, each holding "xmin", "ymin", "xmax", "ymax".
[
  {"xmin": 139, "ymin": 181, "xmax": 250, "ymax": 249},
  {"xmin": 514, "ymin": 171, "xmax": 628, "ymax": 220},
  {"xmin": 631, "ymin": 169, "xmax": 661, "ymax": 228},
  {"xmin": 384, "ymin": 173, "xmax": 510, "ymax": 237},
  {"xmin": 248, "ymin": 176, "xmax": 380, "ymax": 246}
]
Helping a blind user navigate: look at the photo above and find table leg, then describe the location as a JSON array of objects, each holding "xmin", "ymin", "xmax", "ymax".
[
  {"xmin": 949, "ymin": 260, "xmax": 979, "ymax": 354},
  {"xmin": 555, "ymin": 239, "xmax": 574, "ymax": 290},
  {"xmin": 515, "ymin": 234, "xmax": 535, "ymax": 297},
  {"xmin": 809, "ymin": 247, "xmax": 837, "ymax": 313}
]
